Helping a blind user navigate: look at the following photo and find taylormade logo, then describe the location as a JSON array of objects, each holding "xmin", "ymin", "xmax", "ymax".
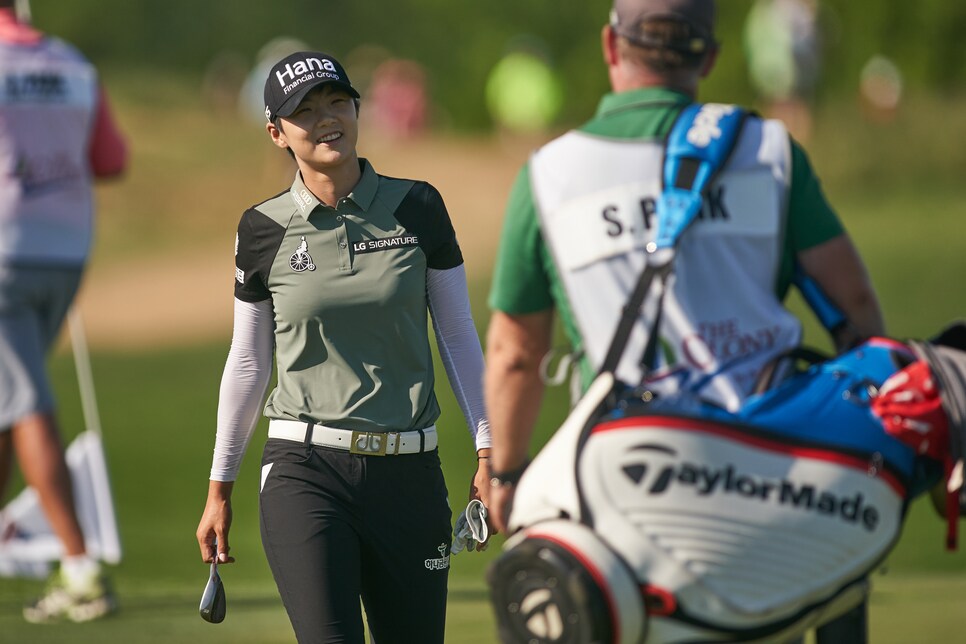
[
  {"xmin": 276, "ymin": 57, "xmax": 340, "ymax": 94},
  {"xmin": 686, "ymin": 104, "xmax": 735, "ymax": 147},
  {"xmin": 625, "ymin": 445, "xmax": 880, "ymax": 531}
]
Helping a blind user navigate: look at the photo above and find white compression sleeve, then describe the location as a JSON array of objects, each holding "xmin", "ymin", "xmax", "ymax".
[
  {"xmin": 209, "ymin": 298, "xmax": 275, "ymax": 481},
  {"xmin": 427, "ymin": 265, "xmax": 491, "ymax": 450}
]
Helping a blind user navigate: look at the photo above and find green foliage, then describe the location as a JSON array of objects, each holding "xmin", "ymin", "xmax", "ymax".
[
  {"xmin": 820, "ymin": 0, "xmax": 966, "ymax": 93},
  {"xmin": 23, "ymin": 0, "xmax": 966, "ymax": 130}
]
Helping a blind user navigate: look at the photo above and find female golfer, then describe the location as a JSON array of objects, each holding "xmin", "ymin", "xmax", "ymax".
[{"xmin": 195, "ymin": 51, "xmax": 491, "ymax": 643}]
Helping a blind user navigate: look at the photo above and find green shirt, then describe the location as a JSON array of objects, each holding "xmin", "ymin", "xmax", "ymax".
[{"xmin": 234, "ymin": 159, "xmax": 463, "ymax": 431}]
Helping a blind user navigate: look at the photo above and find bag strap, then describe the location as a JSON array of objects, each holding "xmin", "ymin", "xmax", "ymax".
[{"xmin": 598, "ymin": 103, "xmax": 749, "ymax": 378}]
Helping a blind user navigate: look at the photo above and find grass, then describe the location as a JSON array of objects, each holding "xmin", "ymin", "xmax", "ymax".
[
  {"xmin": 2, "ymin": 318, "xmax": 966, "ymax": 643},
  {"xmin": 1, "ymin": 85, "xmax": 965, "ymax": 641},
  {"xmin": 0, "ymin": 340, "xmax": 556, "ymax": 643}
]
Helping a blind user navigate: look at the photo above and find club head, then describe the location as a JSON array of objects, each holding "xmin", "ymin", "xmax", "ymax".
[{"xmin": 199, "ymin": 561, "xmax": 227, "ymax": 623}]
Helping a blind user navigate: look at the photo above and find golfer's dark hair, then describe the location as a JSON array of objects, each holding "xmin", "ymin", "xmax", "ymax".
[
  {"xmin": 617, "ymin": 19, "xmax": 710, "ymax": 72},
  {"xmin": 273, "ymin": 119, "xmax": 297, "ymax": 161}
]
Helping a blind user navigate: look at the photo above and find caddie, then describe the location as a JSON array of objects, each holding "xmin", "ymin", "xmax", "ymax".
[{"xmin": 484, "ymin": 1, "xmax": 884, "ymax": 641}]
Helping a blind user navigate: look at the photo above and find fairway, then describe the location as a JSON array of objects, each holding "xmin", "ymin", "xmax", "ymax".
[
  {"xmin": 2, "ymin": 327, "xmax": 966, "ymax": 642},
  {"xmin": 0, "ymin": 342, "xmax": 520, "ymax": 644}
]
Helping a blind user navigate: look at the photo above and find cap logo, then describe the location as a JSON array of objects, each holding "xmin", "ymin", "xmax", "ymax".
[{"xmin": 275, "ymin": 57, "xmax": 340, "ymax": 95}]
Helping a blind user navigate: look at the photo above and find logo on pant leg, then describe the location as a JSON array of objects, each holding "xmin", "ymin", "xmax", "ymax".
[{"xmin": 424, "ymin": 543, "xmax": 450, "ymax": 571}]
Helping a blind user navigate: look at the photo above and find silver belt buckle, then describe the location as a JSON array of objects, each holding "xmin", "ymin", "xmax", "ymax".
[{"xmin": 349, "ymin": 431, "xmax": 388, "ymax": 456}]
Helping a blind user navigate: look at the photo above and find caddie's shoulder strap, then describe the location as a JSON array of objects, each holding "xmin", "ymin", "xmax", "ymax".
[
  {"xmin": 598, "ymin": 103, "xmax": 749, "ymax": 377},
  {"xmin": 654, "ymin": 103, "xmax": 749, "ymax": 251}
]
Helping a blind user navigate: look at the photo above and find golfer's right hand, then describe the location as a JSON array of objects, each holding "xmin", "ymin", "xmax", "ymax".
[{"xmin": 196, "ymin": 480, "xmax": 236, "ymax": 564}]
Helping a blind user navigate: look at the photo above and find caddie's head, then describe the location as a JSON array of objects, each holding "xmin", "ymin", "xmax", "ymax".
[
  {"xmin": 263, "ymin": 51, "xmax": 360, "ymax": 124},
  {"xmin": 605, "ymin": 0, "xmax": 718, "ymax": 94}
]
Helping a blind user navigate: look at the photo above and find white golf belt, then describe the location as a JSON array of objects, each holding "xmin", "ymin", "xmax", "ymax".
[{"xmin": 267, "ymin": 419, "xmax": 437, "ymax": 456}]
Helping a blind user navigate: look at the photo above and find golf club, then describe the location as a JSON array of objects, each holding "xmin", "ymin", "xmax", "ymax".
[{"xmin": 199, "ymin": 545, "xmax": 226, "ymax": 623}]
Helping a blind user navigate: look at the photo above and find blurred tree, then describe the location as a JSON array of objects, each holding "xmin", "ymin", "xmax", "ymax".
[{"xmin": 22, "ymin": 0, "xmax": 966, "ymax": 131}]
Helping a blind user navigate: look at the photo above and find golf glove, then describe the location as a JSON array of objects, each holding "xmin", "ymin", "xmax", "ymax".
[{"xmin": 452, "ymin": 499, "xmax": 489, "ymax": 554}]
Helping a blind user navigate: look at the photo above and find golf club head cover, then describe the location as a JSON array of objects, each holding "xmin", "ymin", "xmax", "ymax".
[{"xmin": 872, "ymin": 359, "xmax": 949, "ymax": 461}]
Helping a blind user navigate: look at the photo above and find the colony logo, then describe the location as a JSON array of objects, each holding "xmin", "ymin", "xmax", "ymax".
[
  {"xmin": 680, "ymin": 320, "xmax": 785, "ymax": 371},
  {"xmin": 623, "ymin": 443, "xmax": 881, "ymax": 531}
]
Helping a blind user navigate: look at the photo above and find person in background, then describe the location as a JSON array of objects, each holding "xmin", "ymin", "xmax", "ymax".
[
  {"xmin": 744, "ymin": 0, "xmax": 821, "ymax": 142},
  {"xmin": 484, "ymin": 1, "xmax": 881, "ymax": 641},
  {"xmin": 195, "ymin": 51, "xmax": 490, "ymax": 643},
  {"xmin": 0, "ymin": 0, "xmax": 127, "ymax": 624},
  {"xmin": 367, "ymin": 58, "xmax": 429, "ymax": 139}
]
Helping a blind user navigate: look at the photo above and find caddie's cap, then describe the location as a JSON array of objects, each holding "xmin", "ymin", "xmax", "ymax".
[
  {"xmin": 610, "ymin": 0, "xmax": 717, "ymax": 54},
  {"xmin": 263, "ymin": 51, "xmax": 360, "ymax": 122}
]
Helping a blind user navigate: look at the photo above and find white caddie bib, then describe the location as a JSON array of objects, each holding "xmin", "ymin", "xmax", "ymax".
[{"xmin": 530, "ymin": 116, "xmax": 801, "ymax": 410}]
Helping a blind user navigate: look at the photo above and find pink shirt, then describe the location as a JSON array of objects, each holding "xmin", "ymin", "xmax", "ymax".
[{"xmin": 0, "ymin": 9, "xmax": 127, "ymax": 265}]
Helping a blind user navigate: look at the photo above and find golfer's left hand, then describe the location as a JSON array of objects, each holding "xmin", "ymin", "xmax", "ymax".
[{"xmin": 467, "ymin": 454, "xmax": 494, "ymax": 550}]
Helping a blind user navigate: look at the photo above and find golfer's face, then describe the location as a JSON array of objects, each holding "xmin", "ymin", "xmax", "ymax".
[{"xmin": 279, "ymin": 84, "xmax": 359, "ymax": 171}]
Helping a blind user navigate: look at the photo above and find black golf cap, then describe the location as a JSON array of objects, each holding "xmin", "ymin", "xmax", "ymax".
[{"xmin": 263, "ymin": 51, "xmax": 360, "ymax": 122}]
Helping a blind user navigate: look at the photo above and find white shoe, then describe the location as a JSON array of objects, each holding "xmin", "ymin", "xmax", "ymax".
[{"xmin": 23, "ymin": 569, "xmax": 117, "ymax": 623}]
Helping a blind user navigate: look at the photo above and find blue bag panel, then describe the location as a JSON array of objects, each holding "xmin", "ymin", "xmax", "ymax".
[
  {"xmin": 736, "ymin": 339, "xmax": 917, "ymax": 479},
  {"xmin": 606, "ymin": 339, "xmax": 918, "ymax": 483}
]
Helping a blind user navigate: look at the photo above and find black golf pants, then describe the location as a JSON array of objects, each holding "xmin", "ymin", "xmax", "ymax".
[{"xmin": 259, "ymin": 438, "xmax": 453, "ymax": 644}]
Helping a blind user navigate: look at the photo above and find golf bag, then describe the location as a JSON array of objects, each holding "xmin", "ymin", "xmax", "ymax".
[
  {"xmin": 489, "ymin": 329, "xmax": 966, "ymax": 643},
  {"xmin": 486, "ymin": 103, "xmax": 966, "ymax": 643}
]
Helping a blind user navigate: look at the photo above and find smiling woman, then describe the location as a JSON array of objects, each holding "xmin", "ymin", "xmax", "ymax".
[
  {"xmin": 268, "ymin": 83, "xmax": 359, "ymax": 178},
  {"xmin": 264, "ymin": 53, "xmax": 361, "ymax": 179},
  {"xmin": 194, "ymin": 50, "xmax": 493, "ymax": 644}
]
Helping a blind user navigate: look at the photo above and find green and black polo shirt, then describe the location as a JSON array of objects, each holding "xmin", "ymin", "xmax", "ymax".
[{"xmin": 234, "ymin": 159, "xmax": 463, "ymax": 432}]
